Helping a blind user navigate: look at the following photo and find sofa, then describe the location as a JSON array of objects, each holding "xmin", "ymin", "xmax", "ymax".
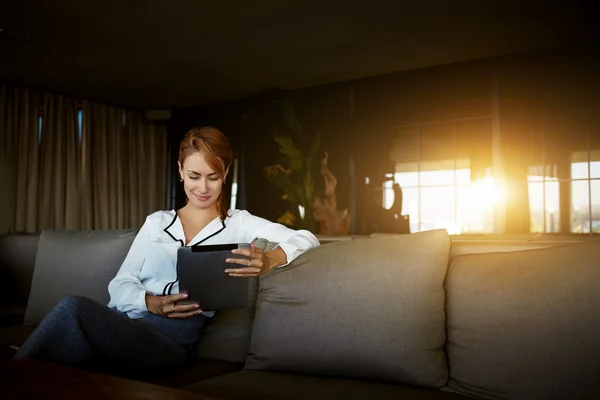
[{"xmin": 1, "ymin": 228, "xmax": 600, "ymax": 399}]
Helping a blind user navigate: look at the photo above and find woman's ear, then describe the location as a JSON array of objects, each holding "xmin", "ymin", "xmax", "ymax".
[{"xmin": 178, "ymin": 161, "xmax": 183, "ymax": 181}]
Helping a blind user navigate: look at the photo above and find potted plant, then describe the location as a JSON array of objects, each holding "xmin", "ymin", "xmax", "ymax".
[{"xmin": 264, "ymin": 100, "xmax": 321, "ymax": 232}]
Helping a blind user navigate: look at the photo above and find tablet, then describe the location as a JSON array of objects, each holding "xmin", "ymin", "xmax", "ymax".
[{"xmin": 176, "ymin": 243, "xmax": 253, "ymax": 310}]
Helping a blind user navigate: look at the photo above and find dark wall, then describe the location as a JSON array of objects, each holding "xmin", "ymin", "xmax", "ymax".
[{"xmin": 167, "ymin": 42, "xmax": 600, "ymax": 233}]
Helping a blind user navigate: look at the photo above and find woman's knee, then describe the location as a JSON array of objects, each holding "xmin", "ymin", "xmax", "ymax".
[{"xmin": 54, "ymin": 295, "xmax": 96, "ymax": 315}]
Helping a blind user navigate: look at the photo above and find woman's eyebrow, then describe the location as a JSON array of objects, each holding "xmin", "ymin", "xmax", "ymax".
[{"xmin": 186, "ymin": 169, "xmax": 217, "ymax": 176}]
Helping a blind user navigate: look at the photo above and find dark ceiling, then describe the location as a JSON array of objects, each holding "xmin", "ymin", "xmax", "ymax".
[{"xmin": 0, "ymin": 0, "xmax": 596, "ymax": 109}]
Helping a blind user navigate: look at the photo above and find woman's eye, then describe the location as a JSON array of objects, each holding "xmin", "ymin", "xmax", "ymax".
[
  {"xmin": 189, "ymin": 177, "xmax": 199, "ymax": 180},
  {"xmin": 209, "ymin": 177, "xmax": 219, "ymax": 181}
]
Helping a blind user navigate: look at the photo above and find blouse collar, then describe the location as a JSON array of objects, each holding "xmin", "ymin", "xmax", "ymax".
[{"xmin": 163, "ymin": 210, "xmax": 226, "ymax": 247}]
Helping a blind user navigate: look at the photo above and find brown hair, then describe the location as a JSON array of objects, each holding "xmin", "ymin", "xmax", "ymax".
[{"xmin": 179, "ymin": 126, "xmax": 233, "ymax": 220}]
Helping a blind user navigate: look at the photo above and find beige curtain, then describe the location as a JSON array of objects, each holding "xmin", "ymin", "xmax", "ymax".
[
  {"xmin": 123, "ymin": 110, "xmax": 167, "ymax": 228},
  {"xmin": 38, "ymin": 93, "xmax": 80, "ymax": 231},
  {"xmin": 2, "ymin": 84, "xmax": 168, "ymax": 233},
  {"xmin": 0, "ymin": 85, "xmax": 41, "ymax": 234},
  {"xmin": 81, "ymin": 102, "xmax": 167, "ymax": 230},
  {"xmin": 81, "ymin": 101, "xmax": 125, "ymax": 230}
]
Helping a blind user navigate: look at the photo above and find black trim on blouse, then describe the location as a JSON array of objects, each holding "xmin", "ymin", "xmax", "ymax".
[{"xmin": 163, "ymin": 212, "xmax": 184, "ymax": 247}]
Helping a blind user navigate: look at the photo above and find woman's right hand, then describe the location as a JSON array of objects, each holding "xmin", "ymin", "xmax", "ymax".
[{"xmin": 145, "ymin": 293, "xmax": 202, "ymax": 318}]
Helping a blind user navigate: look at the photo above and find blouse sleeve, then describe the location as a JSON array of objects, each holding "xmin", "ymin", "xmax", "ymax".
[
  {"xmin": 239, "ymin": 210, "xmax": 320, "ymax": 267},
  {"xmin": 107, "ymin": 216, "xmax": 153, "ymax": 316}
]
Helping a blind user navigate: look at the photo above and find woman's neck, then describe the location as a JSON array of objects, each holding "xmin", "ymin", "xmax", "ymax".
[{"xmin": 179, "ymin": 204, "xmax": 220, "ymax": 221}]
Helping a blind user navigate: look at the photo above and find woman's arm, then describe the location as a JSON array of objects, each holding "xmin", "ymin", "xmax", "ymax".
[
  {"xmin": 239, "ymin": 210, "xmax": 320, "ymax": 267},
  {"xmin": 107, "ymin": 216, "xmax": 154, "ymax": 315}
]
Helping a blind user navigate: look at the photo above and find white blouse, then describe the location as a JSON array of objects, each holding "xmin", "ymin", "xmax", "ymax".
[{"xmin": 107, "ymin": 209, "xmax": 320, "ymax": 319}]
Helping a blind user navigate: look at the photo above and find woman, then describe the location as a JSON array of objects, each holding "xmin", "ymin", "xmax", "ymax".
[{"xmin": 14, "ymin": 126, "xmax": 320, "ymax": 379}]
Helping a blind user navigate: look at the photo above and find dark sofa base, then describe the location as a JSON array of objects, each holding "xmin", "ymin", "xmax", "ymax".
[
  {"xmin": 185, "ymin": 370, "xmax": 470, "ymax": 400},
  {"xmin": 0, "ymin": 323, "xmax": 242, "ymax": 388}
]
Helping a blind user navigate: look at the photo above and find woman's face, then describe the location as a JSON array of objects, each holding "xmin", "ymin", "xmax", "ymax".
[{"xmin": 178, "ymin": 152, "xmax": 223, "ymax": 211}]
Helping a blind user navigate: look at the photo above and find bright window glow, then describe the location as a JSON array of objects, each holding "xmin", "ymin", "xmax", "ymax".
[
  {"xmin": 230, "ymin": 183, "xmax": 238, "ymax": 209},
  {"xmin": 527, "ymin": 175, "xmax": 560, "ymax": 233},
  {"xmin": 230, "ymin": 158, "xmax": 239, "ymax": 210},
  {"xmin": 470, "ymin": 177, "xmax": 506, "ymax": 207},
  {"xmin": 383, "ymin": 168, "xmax": 504, "ymax": 234},
  {"xmin": 383, "ymin": 158, "xmax": 600, "ymax": 235}
]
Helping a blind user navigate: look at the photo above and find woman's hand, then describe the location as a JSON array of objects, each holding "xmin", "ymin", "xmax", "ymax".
[
  {"xmin": 225, "ymin": 244, "xmax": 287, "ymax": 277},
  {"xmin": 145, "ymin": 293, "xmax": 202, "ymax": 318}
]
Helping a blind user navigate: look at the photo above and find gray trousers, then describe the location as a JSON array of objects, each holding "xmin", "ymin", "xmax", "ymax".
[{"xmin": 14, "ymin": 295, "xmax": 209, "ymax": 379}]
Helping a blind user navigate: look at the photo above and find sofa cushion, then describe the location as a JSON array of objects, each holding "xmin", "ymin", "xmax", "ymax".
[
  {"xmin": 186, "ymin": 370, "xmax": 468, "ymax": 400},
  {"xmin": 24, "ymin": 230, "xmax": 136, "ymax": 325},
  {"xmin": 245, "ymin": 229, "xmax": 451, "ymax": 388},
  {"xmin": 194, "ymin": 238, "xmax": 276, "ymax": 363},
  {"xmin": 444, "ymin": 240, "xmax": 600, "ymax": 400},
  {"xmin": 0, "ymin": 234, "xmax": 40, "ymax": 307}
]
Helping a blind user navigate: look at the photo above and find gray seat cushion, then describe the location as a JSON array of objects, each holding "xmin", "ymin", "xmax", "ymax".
[
  {"xmin": 24, "ymin": 230, "xmax": 136, "ymax": 325},
  {"xmin": 185, "ymin": 370, "xmax": 468, "ymax": 400},
  {"xmin": 444, "ymin": 240, "xmax": 600, "ymax": 400},
  {"xmin": 245, "ymin": 229, "xmax": 451, "ymax": 388}
]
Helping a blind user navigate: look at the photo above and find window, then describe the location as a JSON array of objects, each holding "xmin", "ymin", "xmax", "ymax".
[
  {"xmin": 385, "ymin": 118, "xmax": 600, "ymax": 235},
  {"xmin": 383, "ymin": 163, "xmax": 504, "ymax": 234},
  {"xmin": 38, "ymin": 114, "xmax": 43, "ymax": 143},
  {"xmin": 230, "ymin": 158, "xmax": 239, "ymax": 209},
  {"xmin": 570, "ymin": 151, "xmax": 600, "ymax": 233},
  {"xmin": 78, "ymin": 108, "xmax": 83, "ymax": 143},
  {"xmin": 384, "ymin": 116, "xmax": 496, "ymax": 234},
  {"xmin": 527, "ymin": 173, "xmax": 560, "ymax": 233}
]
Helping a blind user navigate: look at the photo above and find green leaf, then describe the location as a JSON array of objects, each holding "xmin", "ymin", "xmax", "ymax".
[
  {"xmin": 306, "ymin": 131, "xmax": 321, "ymax": 167},
  {"xmin": 304, "ymin": 171, "xmax": 314, "ymax": 203},
  {"xmin": 274, "ymin": 136, "xmax": 303, "ymax": 171},
  {"xmin": 274, "ymin": 99, "xmax": 303, "ymax": 138}
]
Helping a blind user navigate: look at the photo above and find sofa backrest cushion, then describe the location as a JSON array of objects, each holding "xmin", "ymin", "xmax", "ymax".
[
  {"xmin": 245, "ymin": 229, "xmax": 451, "ymax": 388},
  {"xmin": 0, "ymin": 233, "xmax": 40, "ymax": 307},
  {"xmin": 24, "ymin": 230, "xmax": 136, "ymax": 325},
  {"xmin": 444, "ymin": 240, "xmax": 600, "ymax": 400},
  {"xmin": 24, "ymin": 229, "xmax": 270, "ymax": 365},
  {"xmin": 195, "ymin": 238, "xmax": 276, "ymax": 363}
]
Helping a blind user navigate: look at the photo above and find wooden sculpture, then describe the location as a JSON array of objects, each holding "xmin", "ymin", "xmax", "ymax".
[{"xmin": 313, "ymin": 152, "xmax": 350, "ymax": 235}]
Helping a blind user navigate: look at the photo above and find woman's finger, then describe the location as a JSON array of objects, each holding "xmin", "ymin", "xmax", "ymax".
[
  {"xmin": 173, "ymin": 303, "xmax": 201, "ymax": 313},
  {"xmin": 228, "ymin": 273, "xmax": 259, "ymax": 277},
  {"xmin": 231, "ymin": 246, "xmax": 262, "ymax": 258},
  {"xmin": 168, "ymin": 310, "xmax": 203, "ymax": 318},
  {"xmin": 225, "ymin": 265, "xmax": 260, "ymax": 273},
  {"xmin": 225, "ymin": 257, "xmax": 253, "ymax": 267},
  {"xmin": 227, "ymin": 267, "xmax": 261, "ymax": 277},
  {"xmin": 162, "ymin": 293, "xmax": 188, "ymax": 306}
]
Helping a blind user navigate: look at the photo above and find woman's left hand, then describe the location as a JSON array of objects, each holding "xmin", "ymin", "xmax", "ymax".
[{"xmin": 225, "ymin": 244, "xmax": 280, "ymax": 277}]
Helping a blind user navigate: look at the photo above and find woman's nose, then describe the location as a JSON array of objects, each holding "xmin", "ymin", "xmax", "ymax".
[{"xmin": 198, "ymin": 179, "xmax": 208, "ymax": 192}]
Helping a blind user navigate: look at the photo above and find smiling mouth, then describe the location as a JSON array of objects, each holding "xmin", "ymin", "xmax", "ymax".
[{"xmin": 194, "ymin": 194, "xmax": 210, "ymax": 201}]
